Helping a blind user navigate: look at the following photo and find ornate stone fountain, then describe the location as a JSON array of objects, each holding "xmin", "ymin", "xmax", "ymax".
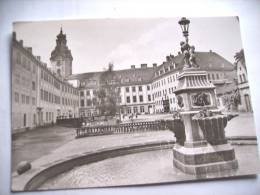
[{"xmin": 171, "ymin": 17, "xmax": 238, "ymax": 175}]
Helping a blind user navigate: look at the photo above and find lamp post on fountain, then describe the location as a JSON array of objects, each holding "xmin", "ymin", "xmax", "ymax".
[{"xmin": 171, "ymin": 17, "xmax": 238, "ymax": 175}]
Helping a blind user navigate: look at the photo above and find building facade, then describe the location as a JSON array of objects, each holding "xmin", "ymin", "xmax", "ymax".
[
  {"xmin": 236, "ymin": 59, "xmax": 252, "ymax": 112},
  {"xmin": 11, "ymin": 32, "xmax": 79, "ymax": 134},
  {"xmin": 69, "ymin": 51, "xmax": 236, "ymax": 117},
  {"xmin": 12, "ymin": 28, "xmax": 238, "ymax": 133}
]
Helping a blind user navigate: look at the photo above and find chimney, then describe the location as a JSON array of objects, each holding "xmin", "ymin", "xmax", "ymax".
[
  {"xmin": 36, "ymin": 56, "xmax": 41, "ymax": 61},
  {"xmin": 131, "ymin": 65, "xmax": 135, "ymax": 69},
  {"xmin": 19, "ymin": 40, "xmax": 23, "ymax": 46},
  {"xmin": 166, "ymin": 56, "xmax": 170, "ymax": 62},
  {"xmin": 12, "ymin": 32, "xmax": 16, "ymax": 40},
  {"xmin": 26, "ymin": 47, "xmax": 32, "ymax": 53},
  {"xmin": 209, "ymin": 49, "xmax": 212, "ymax": 53},
  {"xmin": 141, "ymin": 63, "xmax": 147, "ymax": 68},
  {"xmin": 153, "ymin": 63, "xmax": 157, "ymax": 68}
]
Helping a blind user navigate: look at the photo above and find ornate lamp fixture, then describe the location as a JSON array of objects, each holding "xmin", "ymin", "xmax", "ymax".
[
  {"xmin": 178, "ymin": 17, "xmax": 198, "ymax": 69},
  {"xmin": 178, "ymin": 17, "xmax": 190, "ymax": 43}
]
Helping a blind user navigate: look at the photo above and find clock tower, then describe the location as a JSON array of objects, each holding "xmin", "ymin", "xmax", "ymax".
[{"xmin": 50, "ymin": 28, "xmax": 73, "ymax": 78}]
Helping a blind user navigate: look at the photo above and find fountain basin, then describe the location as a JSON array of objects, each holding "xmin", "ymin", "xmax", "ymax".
[{"xmin": 193, "ymin": 115, "xmax": 228, "ymax": 145}]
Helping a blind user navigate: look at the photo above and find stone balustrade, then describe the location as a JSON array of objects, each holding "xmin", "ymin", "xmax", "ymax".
[{"xmin": 75, "ymin": 121, "xmax": 167, "ymax": 138}]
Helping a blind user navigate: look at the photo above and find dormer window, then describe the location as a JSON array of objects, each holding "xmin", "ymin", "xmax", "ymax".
[{"xmin": 160, "ymin": 70, "xmax": 164, "ymax": 75}]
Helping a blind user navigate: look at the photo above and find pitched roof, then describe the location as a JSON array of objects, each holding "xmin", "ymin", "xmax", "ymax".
[
  {"xmin": 68, "ymin": 51, "xmax": 235, "ymax": 85},
  {"xmin": 68, "ymin": 67, "xmax": 156, "ymax": 86},
  {"xmin": 157, "ymin": 51, "xmax": 234, "ymax": 71}
]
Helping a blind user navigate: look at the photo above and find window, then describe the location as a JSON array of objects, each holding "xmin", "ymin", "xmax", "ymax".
[
  {"xmin": 147, "ymin": 85, "xmax": 150, "ymax": 91},
  {"xmin": 14, "ymin": 92, "xmax": 19, "ymax": 103},
  {"xmin": 80, "ymin": 100, "xmax": 85, "ymax": 107},
  {"xmin": 138, "ymin": 86, "xmax": 142, "ymax": 92},
  {"xmin": 132, "ymin": 86, "xmax": 136, "ymax": 92},
  {"xmin": 140, "ymin": 106, "xmax": 145, "ymax": 113},
  {"xmin": 32, "ymin": 97, "xmax": 36, "ymax": 105},
  {"xmin": 41, "ymin": 69, "xmax": 44, "ymax": 79},
  {"xmin": 16, "ymin": 52, "xmax": 21, "ymax": 64},
  {"xmin": 46, "ymin": 112, "xmax": 48, "ymax": 121},
  {"xmin": 32, "ymin": 81, "xmax": 36, "ymax": 90},
  {"xmin": 32, "ymin": 64, "xmax": 36, "ymax": 73},
  {"xmin": 92, "ymin": 98, "xmax": 97, "ymax": 106},
  {"xmin": 127, "ymin": 107, "xmax": 131, "ymax": 114},
  {"xmin": 126, "ymin": 87, "xmax": 129, "ymax": 93},
  {"xmin": 40, "ymin": 89, "xmax": 43, "ymax": 100},
  {"xmin": 148, "ymin": 95, "xmax": 151, "ymax": 101},
  {"xmin": 27, "ymin": 60, "xmax": 31, "ymax": 71},
  {"xmin": 33, "ymin": 114, "xmax": 36, "ymax": 125},
  {"xmin": 87, "ymin": 99, "xmax": 92, "ymax": 106},
  {"xmin": 133, "ymin": 96, "xmax": 137, "ymax": 103},
  {"xmin": 133, "ymin": 107, "xmax": 138, "ymax": 113},
  {"xmin": 21, "ymin": 94, "xmax": 25, "ymax": 104},
  {"xmin": 80, "ymin": 91, "xmax": 84, "ymax": 96},
  {"xmin": 126, "ymin": 96, "xmax": 130, "ymax": 103},
  {"xmin": 212, "ymin": 73, "xmax": 215, "ymax": 80},
  {"xmin": 242, "ymin": 74, "xmax": 246, "ymax": 82},
  {"xmin": 86, "ymin": 90, "xmax": 90, "ymax": 96},
  {"xmin": 239, "ymin": 75, "xmax": 243, "ymax": 83},
  {"xmin": 216, "ymin": 73, "xmax": 219, "ymax": 80},
  {"xmin": 139, "ymin": 95, "xmax": 143, "ymax": 102},
  {"xmin": 26, "ymin": 96, "xmax": 29, "ymax": 104}
]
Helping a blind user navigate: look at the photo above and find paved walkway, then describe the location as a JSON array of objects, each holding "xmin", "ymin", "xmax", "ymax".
[
  {"xmin": 225, "ymin": 113, "xmax": 257, "ymax": 137},
  {"xmin": 11, "ymin": 113, "xmax": 259, "ymax": 190},
  {"xmin": 12, "ymin": 126, "xmax": 75, "ymax": 171},
  {"xmin": 12, "ymin": 131, "xmax": 175, "ymax": 191},
  {"xmin": 12, "ymin": 113, "xmax": 258, "ymax": 172}
]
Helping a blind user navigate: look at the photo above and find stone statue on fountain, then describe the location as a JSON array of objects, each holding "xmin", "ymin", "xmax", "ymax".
[
  {"xmin": 170, "ymin": 17, "xmax": 238, "ymax": 175},
  {"xmin": 180, "ymin": 41, "xmax": 199, "ymax": 69}
]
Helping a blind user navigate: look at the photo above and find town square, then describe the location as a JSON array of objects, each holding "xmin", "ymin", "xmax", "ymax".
[{"xmin": 10, "ymin": 17, "xmax": 260, "ymax": 191}]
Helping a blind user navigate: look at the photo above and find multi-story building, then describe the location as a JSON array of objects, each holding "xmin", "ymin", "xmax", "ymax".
[
  {"xmin": 235, "ymin": 52, "xmax": 252, "ymax": 112},
  {"xmin": 69, "ymin": 50, "xmax": 236, "ymax": 117},
  {"xmin": 12, "ymin": 27, "xmax": 238, "ymax": 133},
  {"xmin": 11, "ymin": 31, "xmax": 79, "ymax": 134},
  {"xmin": 11, "ymin": 33, "xmax": 39, "ymax": 132},
  {"xmin": 69, "ymin": 63, "xmax": 156, "ymax": 117}
]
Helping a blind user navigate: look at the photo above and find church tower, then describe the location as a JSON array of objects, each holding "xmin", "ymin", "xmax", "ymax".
[{"xmin": 50, "ymin": 28, "xmax": 73, "ymax": 78}]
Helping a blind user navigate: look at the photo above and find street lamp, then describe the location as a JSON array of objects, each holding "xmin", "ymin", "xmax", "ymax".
[{"xmin": 178, "ymin": 17, "xmax": 190, "ymax": 43}]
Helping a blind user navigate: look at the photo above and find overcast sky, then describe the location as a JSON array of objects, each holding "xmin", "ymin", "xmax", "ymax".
[{"xmin": 14, "ymin": 17, "xmax": 243, "ymax": 74}]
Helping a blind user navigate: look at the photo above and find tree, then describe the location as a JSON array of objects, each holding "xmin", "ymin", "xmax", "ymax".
[
  {"xmin": 234, "ymin": 49, "xmax": 246, "ymax": 70},
  {"xmin": 97, "ymin": 63, "xmax": 120, "ymax": 116}
]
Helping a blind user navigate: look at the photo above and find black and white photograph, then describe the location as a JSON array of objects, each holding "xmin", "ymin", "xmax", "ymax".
[{"xmin": 10, "ymin": 17, "xmax": 260, "ymax": 191}]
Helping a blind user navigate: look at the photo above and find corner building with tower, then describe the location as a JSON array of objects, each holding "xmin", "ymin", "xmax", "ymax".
[{"xmin": 11, "ymin": 29, "xmax": 79, "ymax": 134}]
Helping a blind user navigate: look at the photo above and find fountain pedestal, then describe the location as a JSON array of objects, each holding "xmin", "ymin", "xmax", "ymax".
[{"xmin": 172, "ymin": 69, "xmax": 238, "ymax": 175}]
